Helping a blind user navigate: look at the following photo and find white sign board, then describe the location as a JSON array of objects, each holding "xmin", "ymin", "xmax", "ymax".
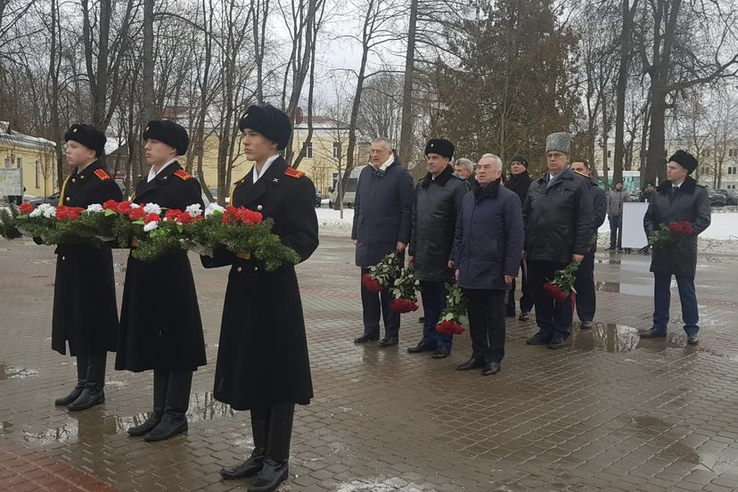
[
  {"xmin": 621, "ymin": 201, "xmax": 649, "ymax": 249},
  {"xmin": 0, "ymin": 168, "xmax": 23, "ymax": 196}
]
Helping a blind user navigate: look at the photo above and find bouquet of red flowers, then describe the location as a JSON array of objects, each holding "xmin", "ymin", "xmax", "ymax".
[
  {"xmin": 543, "ymin": 260, "xmax": 581, "ymax": 302},
  {"xmin": 390, "ymin": 265, "xmax": 419, "ymax": 313},
  {"xmin": 362, "ymin": 251, "xmax": 401, "ymax": 292},
  {"xmin": 649, "ymin": 221, "xmax": 694, "ymax": 250},
  {"xmin": 436, "ymin": 283, "xmax": 466, "ymax": 335},
  {"xmin": 0, "ymin": 203, "xmax": 57, "ymax": 241}
]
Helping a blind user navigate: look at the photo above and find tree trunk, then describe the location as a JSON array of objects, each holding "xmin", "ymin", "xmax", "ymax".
[
  {"xmin": 644, "ymin": 81, "xmax": 668, "ymax": 186},
  {"xmin": 398, "ymin": 0, "xmax": 418, "ymax": 166},
  {"xmin": 602, "ymin": 96, "xmax": 610, "ymax": 190},
  {"xmin": 612, "ymin": 0, "xmax": 637, "ymax": 185}
]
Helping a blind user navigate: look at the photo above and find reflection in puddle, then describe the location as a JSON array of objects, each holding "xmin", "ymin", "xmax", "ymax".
[
  {"xmin": 0, "ymin": 363, "xmax": 40, "ymax": 380},
  {"xmin": 595, "ymin": 281, "xmax": 652, "ymax": 296},
  {"xmin": 595, "ymin": 259, "xmax": 621, "ymax": 265},
  {"xmin": 1, "ymin": 421, "xmax": 12, "ymax": 431},
  {"xmin": 574, "ymin": 323, "xmax": 640, "ymax": 353},
  {"xmin": 337, "ymin": 478, "xmax": 426, "ymax": 492}
]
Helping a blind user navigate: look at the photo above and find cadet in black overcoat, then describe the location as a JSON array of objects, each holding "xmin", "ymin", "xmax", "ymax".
[
  {"xmin": 201, "ymin": 105, "xmax": 318, "ymax": 492},
  {"xmin": 115, "ymin": 120, "xmax": 206, "ymax": 442},
  {"xmin": 51, "ymin": 124, "xmax": 123, "ymax": 412}
]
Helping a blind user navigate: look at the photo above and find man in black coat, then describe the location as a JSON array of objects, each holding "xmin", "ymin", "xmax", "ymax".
[
  {"xmin": 201, "ymin": 105, "xmax": 319, "ymax": 492},
  {"xmin": 571, "ymin": 159, "xmax": 607, "ymax": 329},
  {"xmin": 407, "ymin": 139, "xmax": 470, "ymax": 359},
  {"xmin": 641, "ymin": 151, "xmax": 711, "ymax": 344},
  {"xmin": 50, "ymin": 124, "xmax": 122, "ymax": 411},
  {"xmin": 116, "ymin": 120, "xmax": 206, "ymax": 442},
  {"xmin": 351, "ymin": 138, "xmax": 415, "ymax": 347},
  {"xmin": 504, "ymin": 153, "xmax": 534, "ymax": 321},
  {"xmin": 523, "ymin": 133, "xmax": 594, "ymax": 349}
]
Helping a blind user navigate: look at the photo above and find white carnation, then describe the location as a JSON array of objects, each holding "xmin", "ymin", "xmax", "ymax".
[
  {"xmin": 186, "ymin": 203, "xmax": 203, "ymax": 217},
  {"xmin": 42, "ymin": 206, "xmax": 57, "ymax": 219},
  {"xmin": 143, "ymin": 203, "xmax": 161, "ymax": 215},
  {"xmin": 86, "ymin": 204, "xmax": 104, "ymax": 212},
  {"xmin": 29, "ymin": 208, "xmax": 43, "ymax": 218},
  {"xmin": 143, "ymin": 221, "xmax": 159, "ymax": 232},
  {"xmin": 204, "ymin": 203, "xmax": 225, "ymax": 217}
]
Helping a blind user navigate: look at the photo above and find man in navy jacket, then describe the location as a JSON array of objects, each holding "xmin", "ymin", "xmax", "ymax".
[{"xmin": 351, "ymin": 138, "xmax": 415, "ymax": 347}]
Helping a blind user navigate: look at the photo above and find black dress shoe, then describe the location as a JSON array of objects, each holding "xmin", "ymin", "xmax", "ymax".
[
  {"xmin": 248, "ymin": 458, "xmax": 289, "ymax": 492},
  {"xmin": 526, "ymin": 332, "xmax": 550, "ymax": 345},
  {"xmin": 580, "ymin": 321, "xmax": 594, "ymax": 329},
  {"xmin": 220, "ymin": 449, "xmax": 265, "ymax": 479},
  {"xmin": 377, "ymin": 337, "xmax": 398, "ymax": 348},
  {"xmin": 506, "ymin": 310, "xmax": 516, "ymax": 318},
  {"xmin": 547, "ymin": 337, "xmax": 566, "ymax": 349},
  {"xmin": 518, "ymin": 311, "xmax": 530, "ymax": 322},
  {"xmin": 407, "ymin": 341, "xmax": 436, "ymax": 353},
  {"xmin": 639, "ymin": 328, "xmax": 667, "ymax": 339},
  {"xmin": 144, "ymin": 413, "xmax": 188, "ymax": 442},
  {"xmin": 431, "ymin": 348, "xmax": 451, "ymax": 359},
  {"xmin": 67, "ymin": 389, "xmax": 105, "ymax": 411},
  {"xmin": 457, "ymin": 357, "xmax": 484, "ymax": 371},
  {"xmin": 687, "ymin": 334, "xmax": 699, "ymax": 345},
  {"xmin": 55, "ymin": 385, "xmax": 85, "ymax": 406},
  {"xmin": 127, "ymin": 412, "xmax": 163, "ymax": 437},
  {"xmin": 482, "ymin": 362, "xmax": 500, "ymax": 376},
  {"xmin": 354, "ymin": 334, "xmax": 379, "ymax": 344}
]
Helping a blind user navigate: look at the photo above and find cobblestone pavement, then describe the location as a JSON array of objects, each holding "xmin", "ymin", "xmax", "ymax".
[{"xmin": 1, "ymin": 235, "xmax": 738, "ymax": 492}]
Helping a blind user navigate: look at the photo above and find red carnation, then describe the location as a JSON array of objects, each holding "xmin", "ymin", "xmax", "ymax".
[
  {"xmin": 390, "ymin": 299, "xmax": 419, "ymax": 313},
  {"xmin": 362, "ymin": 273, "xmax": 384, "ymax": 292},
  {"xmin": 102, "ymin": 199, "xmax": 119, "ymax": 211},
  {"xmin": 543, "ymin": 282, "xmax": 567, "ymax": 302},
  {"xmin": 18, "ymin": 203, "xmax": 34, "ymax": 214},
  {"xmin": 128, "ymin": 207, "xmax": 146, "ymax": 220},
  {"xmin": 117, "ymin": 201, "xmax": 134, "ymax": 215},
  {"xmin": 222, "ymin": 206, "xmax": 241, "ymax": 224},
  {"xmin": 176, "ymin": 211, "xmax": 195, "ymax": 225},
  {"xmin": 669, "ymin": 221, "xmax": 693, "ymax": 236},
  {"xmin": 144, "ymin": 213, "xmax": 160, "ymax": 224},
  {"xmin": 436, "ymin": 320, "xmax": 465, "ymax": 335},
  {"xmin": 239, "ymin": 208, "xmax": 263, "ymax": 225},
  {"xmin": 164, "ymin": 209, "xmax": 182, "ymax": 221},
  {"xmin": 56, "ymin": 205, "xmax": 83, "ymax": 221}
]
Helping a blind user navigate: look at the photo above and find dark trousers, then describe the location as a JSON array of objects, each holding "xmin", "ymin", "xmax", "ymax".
[
  {"xmin": 360, "ymin": 267, "xmax": 400, "ymax": 338},
  {"xmin": 653, "ymin": 273, "xmax": 699, "ymax": 335},
  {"xmin": 506, "ymin": 260, "xmax": 534, "ymax": 314},
  {"xmin": 528, "ymin": 260, "xmax": 573, "ymax": 339},
  {"xmin": 250, "ymin": 403, "xmax": 295, "ymax": 463},
  {"xmin": 574, "ymin": 252, "xmax": 596, "ymax": 323},
  {"xmin": 609, "ymin": 214, "xmax": 622, "ymax": 248},
  {"xmin": 153, "ymin": 370, "xmax": 193, "ymax": 416},
  {"xmin": 419, "ymin": 281, "xmax": 452, "ymax": 350},
  {"xmin": 464, "ymin": 289, "xmax": 506, "ymax": 363},
  {"xmin": 76, "ymin": 352, "xmax": 107, "ymax": 391}
]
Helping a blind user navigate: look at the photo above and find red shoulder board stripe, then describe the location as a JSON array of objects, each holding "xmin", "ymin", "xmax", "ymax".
[
  {"xmin": 174, "ymin": 169, "xmax": 192, "ymax": 181},
  {"xmin": 284, "ymin": 168, "xmax": 305, "ymax": 179},
  {"xmin": 94, "ymin": 169, "xmax": 111, "ymax": 181}
]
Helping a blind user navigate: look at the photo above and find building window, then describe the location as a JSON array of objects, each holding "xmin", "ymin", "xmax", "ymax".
[
  {"xmin": 607, "ymin": 150, "xmax": 612, "ymax": 158},
  {"xmin": 306, "ymin": 141, "xmax": 313, "ymax": 159},
  {"xmin": 333, "ymin": 142, "xmax": 341, "ymax": 159},
  {"xmin": 730, "ymin": 149, "xmax": 738, "ymax": 157},
  {"xmin": 35, "ymin": 161, "xmax": 41, "ymax": 188},
  {"xmin": 16, "ymin": 157, "xmax": 21, "ymax": 169},
  {"xmin": 4, "ymin": 157, "xmax": 11, "ymax": 168},
  {"xmin": 729, "ymin": 166, "xmax": 737, "ymax": 175}
]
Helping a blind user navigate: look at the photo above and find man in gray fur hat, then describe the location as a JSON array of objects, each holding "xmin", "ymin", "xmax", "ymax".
[{"xmin": 522, "ymin": 132, "xmax": 594, "ymax": 349}]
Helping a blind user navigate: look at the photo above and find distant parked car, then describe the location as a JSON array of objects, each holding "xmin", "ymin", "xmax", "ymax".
[
  {"xmin": 707, "ymin": 188, "xmax": 727, "ymax": 207},
  {"xmin": 717, "ymin": 189, "xmax": 738, "ymax": 206},
  {"xmin": 28, "ymin": 192, "xmax": 60, "ymax": 206}
]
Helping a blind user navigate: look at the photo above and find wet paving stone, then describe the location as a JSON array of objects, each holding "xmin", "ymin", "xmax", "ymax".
[{"xmin": 2, "ymin": 236, "xmax": 738, "ymax": 491}]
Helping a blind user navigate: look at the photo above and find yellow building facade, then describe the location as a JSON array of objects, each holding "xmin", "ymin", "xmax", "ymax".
[{"xmin": 0, "ymin": 122, "xmax": 57, "ymax": 199}]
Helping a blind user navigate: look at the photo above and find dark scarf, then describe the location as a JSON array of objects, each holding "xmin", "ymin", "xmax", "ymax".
[
  {"xmin": 505, "ymin": 171, "xmax": 531, "ymax": 199},
  {"xmin": 474, "ymin": 178, "xmax": 501, "ymax": 202}
]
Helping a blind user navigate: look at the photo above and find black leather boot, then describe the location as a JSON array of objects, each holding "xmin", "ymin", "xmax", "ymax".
[
  {"xmin": 55, "ymin": 355, "xmax": 87, "ymax": 406},
  {"xmin": 68, "ymin": 353, "xmax": 106, "ymax": 411},
  {"xmin": 249, "ymin": 404, "xmax": 294, "ymax": 492},
  {"xmin": 144, "ymin": 370, "xmax": 191, "ymax": 442},
  {"xmin": 128, "ymin": 370, "xmax": 167, "ymax": 436},
  {"xmin": 221, "ymin": 407, "xmax": 269, "ymax": 479}
]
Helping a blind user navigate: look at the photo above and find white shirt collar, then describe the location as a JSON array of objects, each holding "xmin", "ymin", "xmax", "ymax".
[
  {"xmin": 147, "ymin": 158, "xmax": 177, "ymax": 182},
  {"xmin": 253, "ymin": 154, "xmax": 280, "ymax": 183},
  {"xmin": 672, "ymin": 180, "xmax": 684, "ymax": 189},
  {"xmin": 373, "ymin": 154, "xmax": 394, "ymax": 172}
]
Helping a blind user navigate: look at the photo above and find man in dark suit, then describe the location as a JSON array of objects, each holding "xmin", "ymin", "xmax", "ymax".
[
  {"xmin": 571, "ymin": 159, "xmax": 607, "ymax": 329},
  {"xmin": 51, "ymin": 124, "xmax": 123, "ymax": 411},
  {"xmin": 504, "ymin": 154, "xmax": 534, "ymax": 320},
  {"xmin": 351, "ymin": 138, "xmax": 415, "ymax": 347}
]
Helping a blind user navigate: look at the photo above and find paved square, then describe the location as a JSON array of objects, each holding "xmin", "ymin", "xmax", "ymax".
[{"xmin": 1, "ymin": 234, "xmax": 738, "ymax": 491}]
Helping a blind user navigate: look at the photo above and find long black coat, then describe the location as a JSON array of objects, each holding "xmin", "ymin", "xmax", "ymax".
[
  {"xmin": 52, "ymin": 161, "xmax": 122, "ymax": 356},
  {"xmin": 351, "ymin": 159, "xmax": 415, "ymax": 268},
  {"xmin": 201, "ymin": 157, "xmax": 319, "ymax": 410},
  {"xmin": 115, "ymin": 162, "xmax": 206, "ymax": 372},
  {"xmin": 584, "ymin": 175, "xmax": 607, "ymax": 253},
  {"xmin": 409, "ymin": 165, "xmax": 470, "ymax": 281},
  {"xmin": 523, "ymin": 167, "xmax": 594, "ymax": 263},
  {"xmin": 644, "ymin": 176, "xmax": 711, "ymax": 276}
]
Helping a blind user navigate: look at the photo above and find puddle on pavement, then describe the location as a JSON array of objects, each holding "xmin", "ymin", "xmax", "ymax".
[
  {"xmin": 595, "ymin": 281, "xmax": 652, "ymax": 296},
  {"xmin": 113, "ymin": 262, "xmax": 126, "ymax": 273},
  {"xmin": 337, "ymin": 478, "xmax": 426, "ymax": 492},
  {"xmin": 0, "ymin": 421, "xmax": 12, "ymax": 432},
  {"xmin": 0, "ymin": 363, "xmax": 39, "ymax": 380},
  {"xmin": 22, "ymin": 391, "xmax": 234, "ymax": 444},
  {"xmin": 596, "ymin": 259, "xmax": 622, "ymax": 265},
  {"xmin": 573, "ymin": 324, "xmax": 641, "ymax": 353}
]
